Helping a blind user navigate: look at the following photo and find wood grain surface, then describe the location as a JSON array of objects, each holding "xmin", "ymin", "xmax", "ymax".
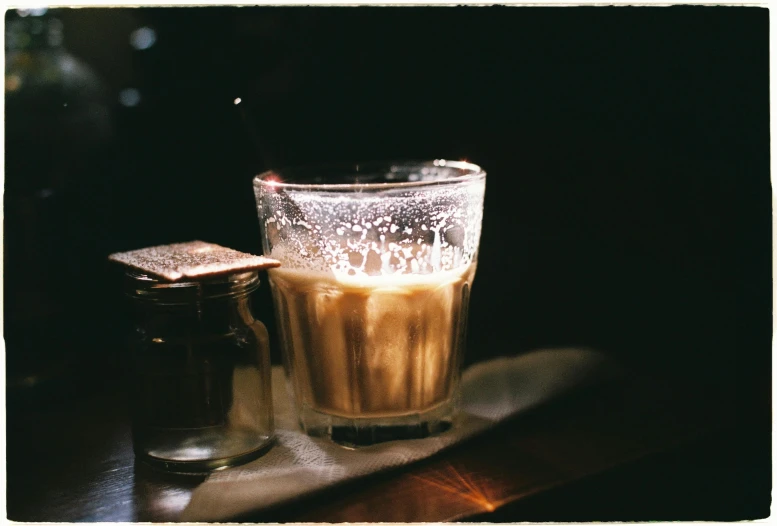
[{"xmin": 6, "ymin": 369, "xmax": 763, "ymax": 523}]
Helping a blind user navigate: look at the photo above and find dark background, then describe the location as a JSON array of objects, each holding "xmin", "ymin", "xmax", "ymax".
[{"xmin": 4, "ymin": 5, "xmax": 771, "ymax": 519}]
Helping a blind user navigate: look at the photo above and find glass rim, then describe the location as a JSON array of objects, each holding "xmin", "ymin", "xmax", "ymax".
[{"xmin": 253, "ymin": 159, "xmax": 485, "ymax": 191}]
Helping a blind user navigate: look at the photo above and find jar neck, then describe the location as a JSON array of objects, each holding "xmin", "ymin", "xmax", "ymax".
[
  {"xmin": 132, "ymin": 294, "xmax": 257, "ymax": 338},
  {"xmin": 126, "ymin": 271, "xmax": 260, "ymax": 302},
  {"xmin": 126, "ymin": 271, "xmax": 261, "ymax": 337}
]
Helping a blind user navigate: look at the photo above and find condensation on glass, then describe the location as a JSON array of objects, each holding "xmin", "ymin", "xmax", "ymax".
[{"xmin": 125, "ymin": 270, "xmax": 274, "ymax": 473}]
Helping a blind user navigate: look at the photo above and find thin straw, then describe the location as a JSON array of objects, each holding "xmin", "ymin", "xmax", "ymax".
[
  {"xmin": 233, "ymin": 97, "xmax": 274, "ymax": 171},
  {"xmin": 234, "ymin": 96, "xmax": 323, "ymax": 247}
]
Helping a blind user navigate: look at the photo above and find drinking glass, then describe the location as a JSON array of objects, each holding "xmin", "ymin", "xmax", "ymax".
[{"xmin": 254, "ymin": 160, "xmax": 486, "ymax": 446}]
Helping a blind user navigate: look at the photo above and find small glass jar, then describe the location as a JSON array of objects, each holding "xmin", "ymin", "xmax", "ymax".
[{"xmin": 125, "ymin": 270, "xmax": 274, "ymax": 473}]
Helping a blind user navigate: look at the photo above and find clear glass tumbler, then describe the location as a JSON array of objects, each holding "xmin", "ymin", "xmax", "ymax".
[{"xmin": 254, "ymin": 160, "xmax": 486, "ymax": 446}]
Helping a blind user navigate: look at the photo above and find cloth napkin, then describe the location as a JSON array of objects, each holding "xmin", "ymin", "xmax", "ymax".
[{"xmin": 181, "ymin": 347, "xmax": 619, "ymax": 522}]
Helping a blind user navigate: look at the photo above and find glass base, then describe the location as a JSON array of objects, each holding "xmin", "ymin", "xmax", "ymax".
[
  {"xmin": 135, "ymin": 428, "xmax": 275, "ymax": 474},
  {"xmin": 298, "ymin": 399, "xmax": 456, "ymax": 447}
]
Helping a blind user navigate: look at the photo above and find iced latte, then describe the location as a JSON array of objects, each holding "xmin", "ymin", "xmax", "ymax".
[
  {"xmin": 270, "ymin": 263, "xmax": 475, "ymax": 419},
  {"xmin": 255, "ymin": 160, "xmax": 486, "ymax": 445}
]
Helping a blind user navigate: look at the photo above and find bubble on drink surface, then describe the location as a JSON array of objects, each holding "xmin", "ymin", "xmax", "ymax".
[{"xmin": 258, "ymin": 168, "xmax": 485, "ymax": 278}]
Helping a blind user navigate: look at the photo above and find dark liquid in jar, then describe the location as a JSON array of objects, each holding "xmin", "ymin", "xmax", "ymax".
[{"xmin": 130, "ymin": 328, "xmax": 272, "ymax": 469}]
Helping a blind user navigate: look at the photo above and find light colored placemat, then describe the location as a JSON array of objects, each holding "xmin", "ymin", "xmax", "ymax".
[{"xmin": 181, "ymin": 347, "xmax": 619, "ymax": 522}]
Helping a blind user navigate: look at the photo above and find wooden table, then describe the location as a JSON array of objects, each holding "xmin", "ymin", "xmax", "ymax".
[{"xmin": 5, "ymin": 366, "xmax": 768, "ymax": 522}]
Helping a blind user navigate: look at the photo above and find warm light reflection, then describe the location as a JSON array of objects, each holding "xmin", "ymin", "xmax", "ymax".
[
  {"xmin": 411, "ymin": 461, "xmax": 499, "ymax": 512},
  {"xmin": 6, "ymin": 74, "xmax": 22, "ymax": 92},
  {"xmin": 264, "ymin": 175, "xmax": 281, "ymax": 186}
]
